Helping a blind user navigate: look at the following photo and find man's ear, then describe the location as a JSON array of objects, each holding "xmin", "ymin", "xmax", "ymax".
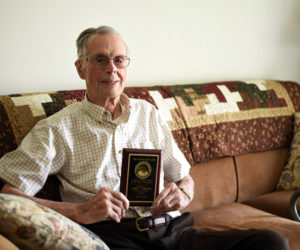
[{"xmin": 75, "ymin": 59, "xmax": 86, "ymax": 80}]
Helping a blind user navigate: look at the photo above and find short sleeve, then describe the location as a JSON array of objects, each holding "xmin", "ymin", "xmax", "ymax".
[{"xmin": 0, "ymin": 119, "xmax": 66, "ymax": 195}]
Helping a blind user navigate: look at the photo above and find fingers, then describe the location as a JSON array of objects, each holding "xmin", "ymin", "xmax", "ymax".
[
  {"xmin": 150, "ymin": 183, "xmax": 184, "ymax": 216},
  {"xmin": 109, "ymin": 189, "xmax": 130, "ymax": 211},
  {"xmin": 109, "ymin": 193, "xmax": 129, "ymax": 221},
  {"xmin": 91, "ymin": 188, "xmax": 129, "ymax": 223},
  {"xmin": 109, "ymin": 200, "xmax": 124, "ymax": 223},
  {"xmin": 103, "ymin": 188, "xmax": 129, "ymax": 222}
]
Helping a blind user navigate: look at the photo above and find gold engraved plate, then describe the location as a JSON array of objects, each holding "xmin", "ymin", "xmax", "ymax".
[{"xmin": 135, "ymin": 161, "xmax": 152, "ymax": 179}]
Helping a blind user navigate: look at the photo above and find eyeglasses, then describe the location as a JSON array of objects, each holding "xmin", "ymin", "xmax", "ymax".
[{"xmin": 85, "ymin": 55, "xmax": 130, "ymax": 68}]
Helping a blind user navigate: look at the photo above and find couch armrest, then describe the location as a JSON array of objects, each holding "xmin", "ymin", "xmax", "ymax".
[
  {"xmin": 290, "ymin": 189, "xmax": 300, "ymax": 221},
  {"xmin": 0, "ymin": 234, "xmax": 19, "ymax": 250}
]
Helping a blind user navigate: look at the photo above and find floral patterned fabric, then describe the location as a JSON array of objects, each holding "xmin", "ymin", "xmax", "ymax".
[
  {"xmin": 277, "ymin": 112, "xmax": 300, "ymax": 190},
  {"xmin": 0, "ymin": 193, "xmax": 110, "ymax": 250}
]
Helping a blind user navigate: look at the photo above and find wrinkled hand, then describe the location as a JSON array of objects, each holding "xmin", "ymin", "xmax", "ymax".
[
  {"xmin": 150, "ymin": 182, "xmax": 189, "ymax": 216},
  {"xmin": 76, "ymin": 187, "xmax": 129, "ymax": 224}
]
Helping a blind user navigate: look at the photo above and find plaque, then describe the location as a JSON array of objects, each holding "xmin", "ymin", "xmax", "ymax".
[{"xmin": 120, "ymin": 148, "xmax": 161, "ymax": 206}]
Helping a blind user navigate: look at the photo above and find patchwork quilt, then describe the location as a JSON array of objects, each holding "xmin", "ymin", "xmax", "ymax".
[{"xmin": 0, "ymin": 80, "xmax": 299, "ymax": 167}]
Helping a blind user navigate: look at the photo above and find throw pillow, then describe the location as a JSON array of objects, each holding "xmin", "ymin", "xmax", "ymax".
[
  {"xmin": 277, "ymin": 112, "xmax": 300, "ymax": 190},
  {"xmin": 0, "ymin": 194, "xmax": 109, "ymax": 250}
]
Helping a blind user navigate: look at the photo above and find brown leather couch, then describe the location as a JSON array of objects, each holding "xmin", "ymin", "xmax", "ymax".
[
  {"xmin": 184, "ymin": 148, "xmax": 300, "ymax": 249},
  {"xmin": 0, "ymin": 80, "xmax": 300, "ymax": 249}
]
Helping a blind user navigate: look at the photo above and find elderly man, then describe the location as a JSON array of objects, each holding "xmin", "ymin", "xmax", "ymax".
[{"xmin": 0, "ymin": 26, "xmax": 288, "ymax": 249}]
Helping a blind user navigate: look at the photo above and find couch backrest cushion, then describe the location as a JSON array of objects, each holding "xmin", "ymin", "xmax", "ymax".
[
  {"xmin": 235, "ymin": 148, "xmax": 289, "ymax": 202},
  {"xmin": 183, "ymin": 156, "xmax": 237, "ymax": 212}
]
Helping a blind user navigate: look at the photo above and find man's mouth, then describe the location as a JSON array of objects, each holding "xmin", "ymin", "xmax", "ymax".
[{"xmin": 101, "ymin": 80, "xmax": 120, "ymax": 84}]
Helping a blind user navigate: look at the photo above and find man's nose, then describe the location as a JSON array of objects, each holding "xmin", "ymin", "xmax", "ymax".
[{"xmin": 105, "ymin": 59, "xmax": 117, "ymax": 72}]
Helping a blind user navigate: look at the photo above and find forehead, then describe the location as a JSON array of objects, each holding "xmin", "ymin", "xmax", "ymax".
[{"xmin": 86, "ymin": 33, "xmax": 127, "ymax": 56}]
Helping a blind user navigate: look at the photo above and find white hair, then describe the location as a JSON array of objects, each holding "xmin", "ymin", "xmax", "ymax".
[{"xmin": 76, "ymin": 26, "xmax": 127, "ymax": 58}]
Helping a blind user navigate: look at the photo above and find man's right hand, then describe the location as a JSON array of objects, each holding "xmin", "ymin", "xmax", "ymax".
[
  {"xmin": 1, "ymin": 183, "xmax": 129, "ymax": 225},
  {"xmin": 76, "ymin": 187, "xmax": 129, "ymax": 224}
]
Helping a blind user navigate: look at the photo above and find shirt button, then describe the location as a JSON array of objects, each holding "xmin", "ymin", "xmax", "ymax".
[{"xmin": 119, "ymin": 150, "xmax": 123, "ymax": 154}]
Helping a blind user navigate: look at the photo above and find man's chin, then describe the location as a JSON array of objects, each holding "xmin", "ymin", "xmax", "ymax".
[{"xmin": 100, "ymin": 86, "xmax": 124, "ymax": 99}]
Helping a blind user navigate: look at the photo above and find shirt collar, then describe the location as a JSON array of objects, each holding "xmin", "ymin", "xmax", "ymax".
[{"xmin": 83, "ymin": 93, "xmax": 130, "ymax": 124}]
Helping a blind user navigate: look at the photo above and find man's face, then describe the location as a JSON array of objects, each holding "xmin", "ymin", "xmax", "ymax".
[{"xmin": 76, "ymin": 33, "xmax": 128, "ymax": 105}]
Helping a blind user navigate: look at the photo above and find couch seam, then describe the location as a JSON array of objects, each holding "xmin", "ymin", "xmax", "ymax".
[{"xmin": 233, "ymin": 156, "xmax": 239, "ymax": 202}]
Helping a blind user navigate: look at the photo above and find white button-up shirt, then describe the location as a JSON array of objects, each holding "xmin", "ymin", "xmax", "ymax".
[{"xmin": 0, "ymin": 94, "xmax": 190, "ymax": 218}]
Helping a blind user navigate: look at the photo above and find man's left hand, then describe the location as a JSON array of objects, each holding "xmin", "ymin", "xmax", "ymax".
[{"xmin": 150, "ymin": 175, "xmax": 194, "ymax": 216}]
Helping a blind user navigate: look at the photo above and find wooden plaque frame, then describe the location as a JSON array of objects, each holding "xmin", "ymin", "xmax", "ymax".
[{"xmin": 120, "ymin": 148, "xmax": 161, "ymax": 206}]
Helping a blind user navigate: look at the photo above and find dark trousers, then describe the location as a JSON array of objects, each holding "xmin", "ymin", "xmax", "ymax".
[{"xmin": 83, "ymin": 213, "xmax": 289, "ymax": 250}]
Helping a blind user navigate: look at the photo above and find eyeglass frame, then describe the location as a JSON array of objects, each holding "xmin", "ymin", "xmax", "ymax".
[{"xmin": 83, "ymin": 54, "xmax": 130, "ymax": 69}]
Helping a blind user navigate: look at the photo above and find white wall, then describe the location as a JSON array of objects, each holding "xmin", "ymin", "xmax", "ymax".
[{"xmin": 0, "ymin": 0, "xmax": 299, "ymax": 94}]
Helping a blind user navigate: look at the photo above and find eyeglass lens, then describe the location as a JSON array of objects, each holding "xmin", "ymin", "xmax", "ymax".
[{"xmin": 89, "ymin": 55, "xmax": 130, "ymax": 68}]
